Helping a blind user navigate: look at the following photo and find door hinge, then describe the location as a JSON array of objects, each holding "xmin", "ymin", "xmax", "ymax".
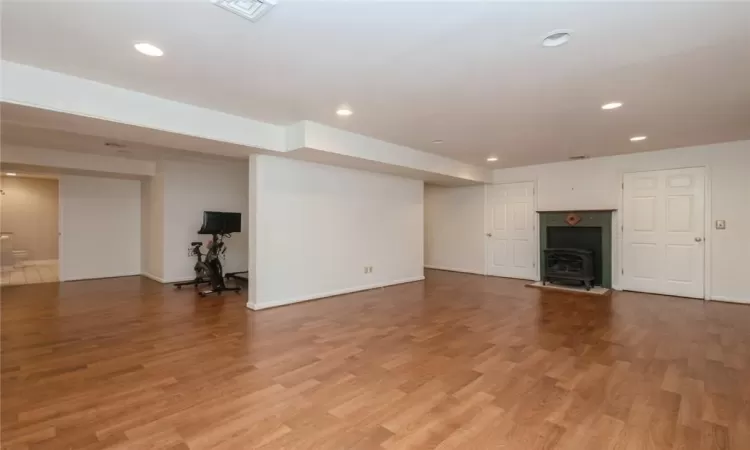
[
  {"xmin": 621, "ymin": 268, "xmax": 624, "ymax": 275},
  {"xmin": 621, "ymin": 182, "xmax": 624, "ymax": 189}
]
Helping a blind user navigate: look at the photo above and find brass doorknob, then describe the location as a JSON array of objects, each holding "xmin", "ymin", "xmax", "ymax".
[
  {"xmin": 486, "ymin": 233, "xmax": 492, "ymax": 237},
  {"xmin": 695, "ymin": 237, "xmax": 703, "ymax": 242}
]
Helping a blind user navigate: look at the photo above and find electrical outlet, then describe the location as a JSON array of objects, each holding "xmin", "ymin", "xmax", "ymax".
[{"xmin": 715, "ymin": 220, "xmax": 726, "ymax": 230}]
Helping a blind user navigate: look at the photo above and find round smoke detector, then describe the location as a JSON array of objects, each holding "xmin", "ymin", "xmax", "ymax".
[{"xmin": 542, "ymin": 30, "xmax": 572, "ymax": 48}]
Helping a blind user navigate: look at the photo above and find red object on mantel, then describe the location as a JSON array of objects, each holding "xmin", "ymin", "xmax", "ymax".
[{"xmin": 565, "ymin": 213, "xmax": 581, "ymax": 226}]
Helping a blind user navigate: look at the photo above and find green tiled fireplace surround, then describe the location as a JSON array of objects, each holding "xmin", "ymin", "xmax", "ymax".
[{"xmin": 538, "ymin": 210, "xmax": 614, "ymax": 288}]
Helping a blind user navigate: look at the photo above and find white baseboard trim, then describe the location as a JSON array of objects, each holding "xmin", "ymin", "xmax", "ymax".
[
  {"xmin": 247, "ymin": 276, "xmax": 425, "ymax": 311},
  {"xmin": 142, "ymin": 273, "xmax": 196, "ymax": 284},
  {"xmin": 710, "ymin": 295, "xmax": 749, "ymax": 305},
  {"xmin": 485, "ymin": 274, "xmax": 536, "ymax": 282},
  {"xmin": 61, "ymin": 272, "xmax": 141, "ymax": 282},
  {"xmin": 167, "ymin": 277, "xmax": 199, "ymax": 284},
  {"xmin": 424, "ymin": 265, "xmax": 485, "ymax": 276},
  {"xmin": 142, "ymin": 273, "xmax": 166, "ymax": 283}
]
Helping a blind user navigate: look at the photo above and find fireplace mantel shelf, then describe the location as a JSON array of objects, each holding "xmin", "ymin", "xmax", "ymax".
[{"xmin": 536, "ymin": 209, "xmax": 617, "ymax": 213}]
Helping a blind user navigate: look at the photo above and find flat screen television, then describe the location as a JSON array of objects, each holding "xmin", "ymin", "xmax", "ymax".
[{"xmin": 199, "ymin": 211, "xmax": 241, "ymax": 235}]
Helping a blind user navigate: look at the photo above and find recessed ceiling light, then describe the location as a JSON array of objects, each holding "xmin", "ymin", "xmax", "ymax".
[
  {"xmin": 432, "ymin": 140, "xmax": 444, "ymax": 144},
  {"xmin": 5, "ymin": 172, "xmax": 17, "ymax": 176},
  {"xmin": 630, "ymin": 136, "xmax": 647, "ymax": 142},
  {"xmin": 542, "ymin": 30, "xmax": 572, "ymax": 48},
  {"xmin": 134, "ymin": 43, "xmax": 163, "ymax": 57},
  {"xmin": 601, "ymin": 102, "xmax": 623, "ymax": 110},
  {"xmin": 336, "ymin": 106, "xmax": 353, "ymax": 117},
  {"xmin": 487, "ymin": 156, "xmax": 499, "ymax": 162}
]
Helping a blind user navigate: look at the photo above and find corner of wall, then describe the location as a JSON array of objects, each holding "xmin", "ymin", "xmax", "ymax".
[{"xmin": 246, "ymin": 155, "xmax": 258, "ymax": 308}]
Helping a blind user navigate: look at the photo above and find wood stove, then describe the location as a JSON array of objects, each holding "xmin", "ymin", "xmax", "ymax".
[{"xmin": 543, "ymin": 248, "xmax": 595, "ymax": 290}]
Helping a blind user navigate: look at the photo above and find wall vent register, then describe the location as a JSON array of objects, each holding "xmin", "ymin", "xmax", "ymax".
[{"xmin": 212, "ymin": 0, "xmax": 277, "ymax": 22}]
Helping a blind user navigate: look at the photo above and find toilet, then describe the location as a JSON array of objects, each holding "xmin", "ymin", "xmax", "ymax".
[{"xmin": 12, "ymin": 250, "xmax": 29, "ymax": 268}]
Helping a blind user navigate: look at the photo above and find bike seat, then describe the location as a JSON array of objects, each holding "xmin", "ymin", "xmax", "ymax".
[{"xmin": 191, "ymin": 241, "xmax": 203, "ymax": 247}]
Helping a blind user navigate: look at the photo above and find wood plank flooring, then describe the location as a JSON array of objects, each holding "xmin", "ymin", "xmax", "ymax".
[{"xmin": 2, "ymin": 270, "xmax": 749, "ymax": 449}]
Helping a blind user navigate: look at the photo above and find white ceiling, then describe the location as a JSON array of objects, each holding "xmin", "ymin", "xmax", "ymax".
[{"xmin": 3, "ymin": 1, "xmax": 750, "ymax": 168}]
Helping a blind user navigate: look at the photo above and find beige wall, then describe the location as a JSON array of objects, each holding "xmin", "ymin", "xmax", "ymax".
[{"xmin": 0, "ymin": 176, "xmax": 59, "ymax": 261}]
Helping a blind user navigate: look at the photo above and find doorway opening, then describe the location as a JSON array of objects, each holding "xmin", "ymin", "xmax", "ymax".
[{"xmin": 0, "ymin": 173, "xmax": 60, "ymax": 286}]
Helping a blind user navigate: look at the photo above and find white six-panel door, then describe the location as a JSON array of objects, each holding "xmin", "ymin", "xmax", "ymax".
[
  {"xmin": 485, "ymin": 182, "xmax": 536, "ymax": 280},
  {"xmin": 622, "ymin": 168, "xmax": 705, "ymax": 299}
]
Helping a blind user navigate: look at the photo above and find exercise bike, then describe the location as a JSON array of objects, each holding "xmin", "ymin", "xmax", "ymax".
[
  {"xmin": 174, "ymin": 241, "xmax": 210, "ymax": 291},
  {"xmin": 174, "ymin": 235, "xmax": 241, "ymax": 296},
  {"xmin": 174, "ymin": 211, "xmax": 242, "ymax": 297}
]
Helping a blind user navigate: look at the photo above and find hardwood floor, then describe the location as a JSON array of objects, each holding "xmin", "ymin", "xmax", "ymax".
[{"xmin": 2, "ymin": 270, "xmax": 749, "ymax": 449}]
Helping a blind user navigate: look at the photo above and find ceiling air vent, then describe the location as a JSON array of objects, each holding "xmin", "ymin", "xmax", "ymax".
[{"xmin": 212, "ymin": 0, "xmax": 277, "ymax": 22}]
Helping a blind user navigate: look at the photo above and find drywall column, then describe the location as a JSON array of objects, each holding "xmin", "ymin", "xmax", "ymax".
[
  {"xmin": 246, "ymin": 156, "xmax": 258, "ymax": 306},
  {"xmin": 248, "ymin": 155, "xmax": 424, "ymax": 310}
]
